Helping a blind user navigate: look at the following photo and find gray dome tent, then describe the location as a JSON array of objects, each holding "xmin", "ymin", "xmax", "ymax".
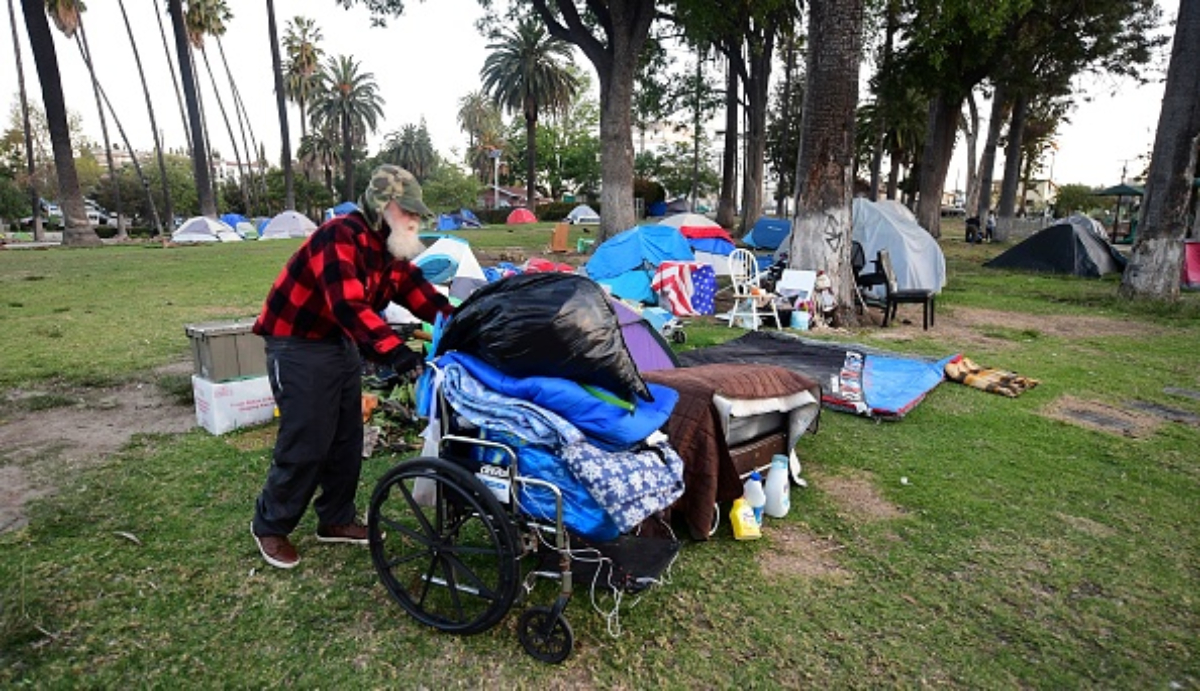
[{"xmin": 984, "ymin": 219, "xmax": 1127, "ymax": 277}]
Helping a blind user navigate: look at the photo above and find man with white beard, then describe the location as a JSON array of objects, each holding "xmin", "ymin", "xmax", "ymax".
[{"xmin": 250, "ymin": 164, "xmax": 453, "ymax": 570}]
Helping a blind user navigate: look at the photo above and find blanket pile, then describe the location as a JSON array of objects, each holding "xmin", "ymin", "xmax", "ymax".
[{"xmin": 944, "ymin": 355, "xmax": 1040, "ymax": 397}]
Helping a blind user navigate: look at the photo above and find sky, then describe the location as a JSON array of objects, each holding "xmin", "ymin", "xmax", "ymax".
[{"xmin": 0, "ymin": 0, "xmax": 1174, "ymax": 193}]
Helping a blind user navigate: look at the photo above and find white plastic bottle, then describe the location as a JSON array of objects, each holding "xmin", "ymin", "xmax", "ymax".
[
  {"xmin": 743, "ymin": 471, "xmax": 767, "ymax": 526},
  {"xmin": 764, "ymin": 454, "xmax": 791, "ymax": 518}
]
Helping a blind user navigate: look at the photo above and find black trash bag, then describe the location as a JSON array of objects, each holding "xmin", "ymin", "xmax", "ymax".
[{"xmin": 437, "ymin": 272, "xmax": 652, "ymax": 402}]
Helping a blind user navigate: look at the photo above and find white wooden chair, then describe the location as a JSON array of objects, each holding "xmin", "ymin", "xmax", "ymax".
[{"xmin": 726, "ymin": 248, "xmax": 782, "ymax": 330}]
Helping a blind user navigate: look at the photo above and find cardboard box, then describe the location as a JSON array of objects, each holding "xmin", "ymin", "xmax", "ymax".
[
  {"xmin": 184, "ymin": 319, "xmax": 267, "ymax": 382},
  {"xmin": 192, "ymin": 375, "xmax": 276, "ymax": 435}
]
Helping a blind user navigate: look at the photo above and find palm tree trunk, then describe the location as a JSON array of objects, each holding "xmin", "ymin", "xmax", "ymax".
[
  {"xmin": 95, "ymin": 76, "xmax": 163, "ymax": 235},
  {"xmin": 218, "ymin": 37, "xmax": 261, "ymax": 215},
  {"xmin": 119, "ymin": 0, "xmax": 172, "ymax": 236},
  {"xmin": 154, "ymin": 0, "xmax": 190, "ymax": 156},
  {"xmin": 341, "ymin": 111, "xmax": 354, "ymax": 202},
  {"xmin": 189, "ymin": 49, "xmax": 221, "ymax": 209},
  {"xmin": 267, "ymin": 0, "xmax": 295, "ymax": 211},
  {"xmin": 20, "ymin": 0, "xmax": 99, "ymax": 246},
  {"xmin": 168, "ymin": 0, "xmax": 216, "ymax": 218},
  {"xmin": 6, "ymin": 0, "xmax": 42, "ymax": 241},
  {"xmin": 524, "ymin": 103, "xmax": 537, "ymax": 209},
  {"xmin": 76, "ymin": 22, "xmax": 126, "ymax": 240},
  {"xmin": 200, "ymin": 47, "xmax": 250, "ymax": 214}
]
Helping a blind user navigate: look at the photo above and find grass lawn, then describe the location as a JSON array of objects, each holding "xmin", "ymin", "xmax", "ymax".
[{"xmin": 1, "ymin": 226, "xmax": 1198, "ymax": 687}]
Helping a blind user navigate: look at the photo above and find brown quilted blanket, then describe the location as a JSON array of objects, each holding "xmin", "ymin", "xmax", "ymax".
[{"xmin": 644, "ymin": 363, "xmax": 820, "ymax": 540}]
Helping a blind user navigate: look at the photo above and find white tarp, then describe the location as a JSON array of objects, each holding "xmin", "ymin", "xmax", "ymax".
[
  {"xmin": 172, "ymin": 216, "xmax": 242, "ymax": 243},
  {"xmin": 260, "ymin": 210, "xmax": 317, "ymax": 240}
]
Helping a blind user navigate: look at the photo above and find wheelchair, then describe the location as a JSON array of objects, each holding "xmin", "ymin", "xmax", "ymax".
[{"xmin": 366, "ymin": 390, "xmax": 680, "ymax": 664}]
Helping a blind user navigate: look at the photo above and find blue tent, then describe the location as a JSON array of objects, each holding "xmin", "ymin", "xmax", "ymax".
[
  {"xmin": 220, "ymin": 213, "xmax": 248, "ymax": 228},
  {"xmin": 744, "ymin": 217, "xmax": 791, "ymax": 250},
  {"xmin": 584, "ymin": 225, "xmax": 694, "ymax": 304},
  {"xmin": 435, "ymin": 208, "xmax": 484, "ymax": 230},
  {"xmin": 647, "ymin": 200, "xmax": 668, "ymax": 217}
]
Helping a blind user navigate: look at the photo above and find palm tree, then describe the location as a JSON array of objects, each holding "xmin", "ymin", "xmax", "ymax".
[
  {"xmin": 266, "ymin": 0, "xmax": 294, "ymax": 210},
  {"xmin": 21, "ymin": 0, "xmax": 99, "ymax": 245},
  {"xmin": 298, "ymin": 127, "xmax": 339, "ymax": 198},
  {"xmin": 283, "ymin": 17, "xmax": 323, "ymax": 145},
  {"xmin": 7, "ymin": 0, "xmax": 42, "ymax": 240},
  {"xmin": 117, "ymin": 0, "xmax": 171, "ymax": 236},
  {"xmin": 480, "ymin": 19, "xmax": 579, "ymax": 208},
  {"xmin": 310, "ymin": 54, "xmax": 384, "ymax": 202},
  {"xmin": 74, "ymin": 20, "xmax": 126, "ymax": 239},
  {"xmin": 458, "ymin": 91, "xmax": 503, "ymax": 183},
  {"xmin": 167, "ymin": 0, "xmax": 217, "ymax": 218}
]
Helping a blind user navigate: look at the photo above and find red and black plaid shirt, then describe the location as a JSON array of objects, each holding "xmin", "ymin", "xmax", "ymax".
[{"xmin": 253, "ymin": 211, "xmax": 452, "ymax": 359}]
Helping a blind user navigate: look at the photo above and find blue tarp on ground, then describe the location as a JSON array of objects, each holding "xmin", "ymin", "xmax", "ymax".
[
  {"xmin": 584, "ymin": 224, "xmax": 695, "ymax": 304},
  {"xmin": 743, "ymin": 217, "xmax": 790, "ymax": 250},
  {"xmin": 678, "ymin": 330, "xmax": 956, "ymax": 420}
]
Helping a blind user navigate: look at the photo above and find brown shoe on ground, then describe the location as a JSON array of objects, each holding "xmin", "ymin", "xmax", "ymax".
[
  {"xmin": 251, "ymin": 522, "xmax": 299, "ymax": 569},
  {"xmin": 316, "ymin": 522, "xmax": 370, "ymax": 545}
]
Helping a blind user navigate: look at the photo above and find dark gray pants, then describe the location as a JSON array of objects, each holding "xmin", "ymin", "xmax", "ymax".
[{"xmin": 253, "ymin": 336, "xmax": 363, "ymax": 537}]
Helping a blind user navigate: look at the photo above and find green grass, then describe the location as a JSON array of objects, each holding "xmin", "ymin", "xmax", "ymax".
[{"xmin": 1, "ymin": 229, "xmax": 1199, "ymax": 686}]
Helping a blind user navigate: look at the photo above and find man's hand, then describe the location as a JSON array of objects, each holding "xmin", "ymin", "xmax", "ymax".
[{"xmin": 388, "ymin": 346, "xmax": 425, "ymax": 381}]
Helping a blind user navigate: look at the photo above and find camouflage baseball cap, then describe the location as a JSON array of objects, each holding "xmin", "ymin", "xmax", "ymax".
[{"xmin": 359, "ymin": 164, "xmax": 433, "ymax": 230}]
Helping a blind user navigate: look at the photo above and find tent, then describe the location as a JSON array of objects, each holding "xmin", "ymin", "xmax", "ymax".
[
  {"xmin": 772, "ymin": 198, "xmax": 945, "ymax": 297},
  {"xmin": 506, "ymin": 207, "xmax": 537, "ymax": 224},
  {"xmin": 851, "ymin": 198, "xmax": 946, "ymax": 297},
  {"xmin": 220, "ymin": 213, "xmax": 248, "ymax": 229},
  {"xmin": 584, "ymin": 224, "xmax": 695, "ymax": 304},
  {"xmin": 172, "ymin": 216, "xmax": 242, "ymax": 243},
  {"xmin": 658, "ymin": 213, "xmax": 735, "ymax": 274},
  {"xmin": 566, "ymin": 204, "xmax": 600, "ymax": 224},
  {"xmin": 1182, "ymin": 240, "xmax": 1200, "ymax": 289},
  {"xmin": 744, "ymin": 217, "xmax": 790, "ymax": 250},
  {"xmin": 665, "ymin": 197, "xmax": 689, "ymax": 214},
  {"xmin": 608, "ymin": 299, "xmax": 679, "ymax": 373},
  {"xmin": 260, "ymin": 210, "xmax": 318, "ymax": 240},
  {"xmin": 413, "ymin": 236, "xmax": 486, "ymax": 285},
  {"xmin": 984, "ymin": 221, "xmax": 1128, "ymax": 277},
  {"xmin": 323, "ymin": 201, "xmax": 360, "ymax": 221},
  {"xmin": 647, "ymin": 200, "xmax": 668, "ymax": 217},
  {"xmin": 436, "ymin": 208, "xmax": 483, "ymax": 230},
  {"xmin": 234, "ymin": 221, "xmax": 258, "ymax": 239}
]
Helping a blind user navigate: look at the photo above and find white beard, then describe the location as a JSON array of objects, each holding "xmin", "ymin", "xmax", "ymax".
[{"xmin": 386, "ymin": 228, "xmax": 425, "ymax": 261}]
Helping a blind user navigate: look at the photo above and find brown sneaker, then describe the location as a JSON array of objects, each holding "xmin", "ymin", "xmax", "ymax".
[
  {"xmin": 316, "ymin": 522, "xmax": 370, "ymax": 545},
  {"xmin": 251, "ymin": 522, "xmax": 299, "ymax": 569}
]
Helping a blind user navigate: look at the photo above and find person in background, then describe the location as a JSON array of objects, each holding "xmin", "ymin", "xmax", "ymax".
[
  {"xmin": 250, "ymin": 164, "xmax": 453, "ymax": 570},
  {"xmin": 985, "ymin": 209, "xmax": 997, "ymax": 242}
]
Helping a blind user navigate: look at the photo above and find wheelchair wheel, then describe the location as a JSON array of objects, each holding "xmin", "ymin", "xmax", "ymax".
[
  {"xmin": 368, "ymin": 457, "xmax": 519, "ymax": 635},
  {"xmin": 517, "ymin": 606, "xmax": 574, "ymax": 664},
  {"xmin": 671, "ymin": 328, "xmax": 687, "ymax": 344}
]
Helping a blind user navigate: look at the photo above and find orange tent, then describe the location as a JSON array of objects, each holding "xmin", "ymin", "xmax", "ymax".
[{"xmin": 506, "ymin": 207, "xmax": 537, "ymax": 224}]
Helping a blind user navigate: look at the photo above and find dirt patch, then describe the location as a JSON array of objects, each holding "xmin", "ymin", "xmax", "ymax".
[
  {"xmin": 813, "ymin": 469, "xmax": 907, "ymax": 522},
  {"xmin": 943, "ymin": 306, "xmax": 1160, "ymax": 340},
  {"xmin": 0, "ymin": 362, "xmax": 197, "ymax": 534},
  {"xmin": 758, "ymin": 523, "xmax": 851, "ymax": 581},
  {"xmin": 1043, "ymin": 395, "xmax": 1161, "ymax": 438}
]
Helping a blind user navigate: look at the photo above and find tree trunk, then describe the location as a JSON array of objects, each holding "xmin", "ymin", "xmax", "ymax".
[
  {"xmin": 869, "ymin": 0, "xmax": 897, "ymax": 202},
  {"xmin": 218, "ymin": 37, "xmax": 259, "ymax": 215},
  {"xmin": 77, "ymin": 21, "xmax": 126, "ymax": 240},
  {"xmin": 169, "ymin": 0, "xmax": 216, "ymax": 218},
  {"xmin": 7, "ymin": 0, "xmax": 42, "ymax": 241},
  {"xmin": 525, "ymin": 102, "xmax": 538, "ymax": 209},
  {"xmin": 1120, "ymin": 0, "xmax": 1200, "ymax": 300},
  {"xmin": 914, "ymin": 93, "xmax": 963, "ymax": 237},
  {"xmin": 21, "ymin": 0, "xmax": 99, "ymax": 246},
  {"xmin": 118, "ymin": 0, "xmax": 170, "ymax": 236},
  {"xmin": 190, "ymin": 49, "xmax": 221, "ymax": 210},
  {"xmin": 790, "ymin": 0, "xmax": 864, "ymax": 325},
  {"xmin": 962, "ymin": 89, "xmax": 978, "ymax": 212},
  {"xmin": 716, "ymin": 61, "xmax": 739, "ymax": 228},
  {"xmin": 974, "ymin": 83, "xmax": 1007, "ymax": 221},
  {"xmin": 341, "ymin": 111, "xmax": 354, "ymax": 202},
  {"xmin": 96, "ymin": 80, "xmax": 162, "ymax": 235},
  {"xmin": 998, "ymin": 91, "xmax": 1027, "ymax": 219},
  {"xmin": 739, "ymin": 31, "xmax": 775, "ymax": 237},
  {"xmin": 201, "ymin": 48, "xmax": 249, "ymax": 213},
  {"xmin": 531, "ymin": 0, "xmax": 653, "ymax": 241},
  {"xmin": 155, "ymin": 1, "xmax": 191, "ymax": 156},
  {"xmin": 266, "ymin": 0, "xmax": 295, "ymax": 211}
]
